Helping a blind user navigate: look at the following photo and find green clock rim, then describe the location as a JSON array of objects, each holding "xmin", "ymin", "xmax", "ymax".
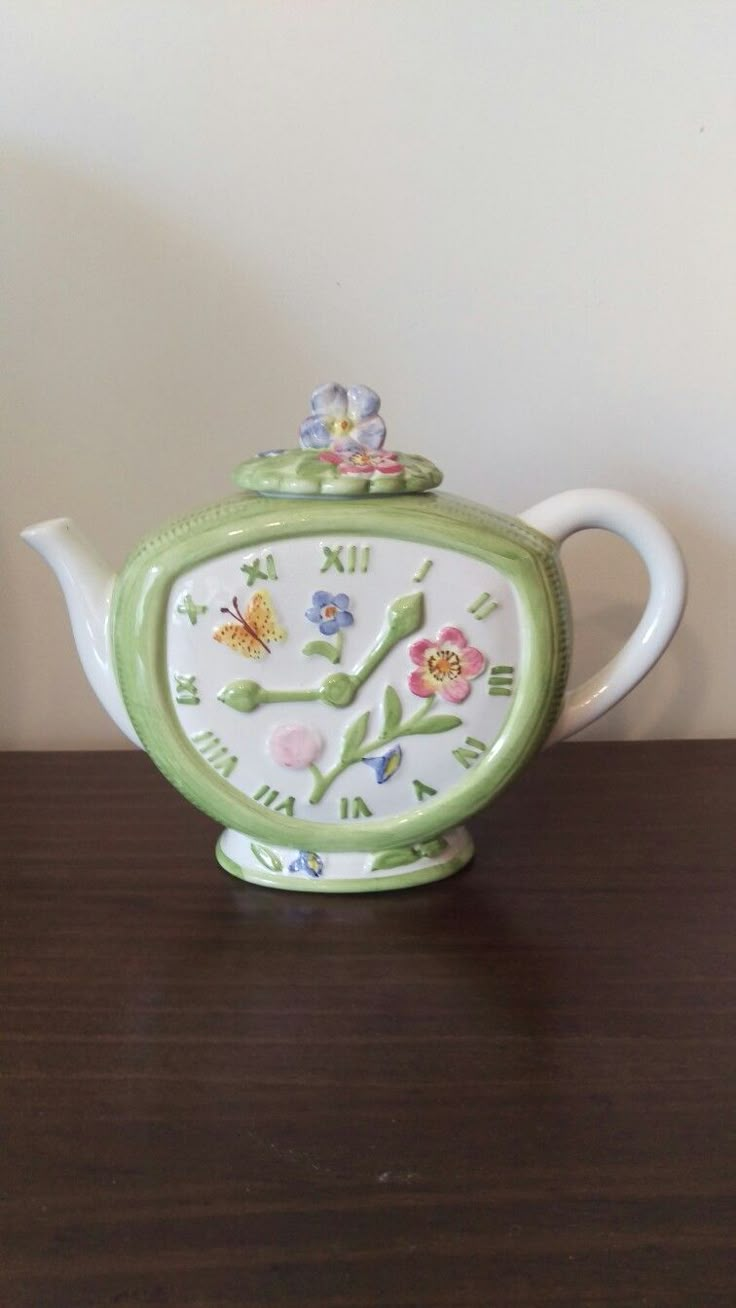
[{"xmin": 112, "ymin": 492, "xmax": 570, "ymax": 853}]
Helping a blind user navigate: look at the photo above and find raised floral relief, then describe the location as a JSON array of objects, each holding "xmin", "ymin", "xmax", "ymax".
[
  {"xmin": 233, "ymin": 382, "xmax": 442, "ymax": 496},
  {"xmin": 319, "ymin": 448, "xmax": 405, "ymax": 478},
  {"xmin": 299, "ymin": 383, "xmax": 386, "ymax": 452},
  {"xmin": 288, "ymin": 851, "xmax": 324, "ymax": 879},
  {"xmin": 362, "ymin": 743, "xmax": 402, "ymax": 784},
  {"xmin": 408, "ymin": 627, "xmax": 486, "ymax": 703},
  {"xmin": 306, "ymin": 685, "xmax": 462, "ymax": 805},
  {"xmin": 269, "ymin": 723, "xmax": 324, "ymax": 769},
  {"xmin": 305, "ymin": 591, "xmax": 354, "ymax": 635}
]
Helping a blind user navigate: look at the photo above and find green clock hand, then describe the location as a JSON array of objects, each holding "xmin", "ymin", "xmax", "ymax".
[
  {"xmin": 349, "ymin": 592, "xmax": 424, "ymax": 688},
  {"xmin": 218, "ymin": 591, "xmax": 425, "ymax": 713}
]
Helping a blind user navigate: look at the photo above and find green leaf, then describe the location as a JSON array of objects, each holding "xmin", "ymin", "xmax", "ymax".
[
  {"xmin": 218, "ymin": 680, "xmax": 261, "ymax": 713},
  {"xmin": 339, "ymin": 710, "xmax": 371, "ymax": 762},
  {"xmin": 302, "ymin": 638, "xmax": 340, "ymax": 664},
  {"xmin": 407, "ymin": 714, "xmax": 462, "ymax": 735},
  {"xmin": 416, "ymin": 837, "xmax": 449, "ymax": 858},
  {"xmin": 371, "ymin": 846, "xmax": 420, "ymax": 872},
  {"xmin": 385, "ymin": 592, "xmax": 425, "ymax": 640},
  {"xmin": 294, "ymin": 452, "xmax": 322, "ymax": 475},
  {"xmin": 381, "ymin": 684, "xmax": 403, "ymax": 735},
  {"xmin": 250, "ymin": 843, "xmax": 283, "ymax": 872}
]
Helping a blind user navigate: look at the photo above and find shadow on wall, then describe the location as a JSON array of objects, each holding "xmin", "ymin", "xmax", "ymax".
[{"xmin": 1, "ymin": 146, "xmax": 311, "ymax": 748}]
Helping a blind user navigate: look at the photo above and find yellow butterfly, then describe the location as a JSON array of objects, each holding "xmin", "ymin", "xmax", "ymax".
[{"xmin": 213, "ymin": 590, "xmax": 287, "ymax": 659}]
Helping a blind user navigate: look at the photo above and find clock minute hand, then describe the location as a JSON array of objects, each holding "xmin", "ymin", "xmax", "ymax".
[
  {"xmin": 349, "ymin": 591, "xmax": 425, "ymax": 688},
  {"xmin": 218, "ymin": 592, "xmax": 425, "ymax": 715}
]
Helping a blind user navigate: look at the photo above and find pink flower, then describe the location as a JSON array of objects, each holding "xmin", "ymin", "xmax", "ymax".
[
  {"xmin": 408, "ymin": 627, "xmax": 486, "ymax": 704},
  {"xmin": 269, "ymin": 723, "xmax": 323, "ymax": 769},
  {"xmin": 319, "ymin": 447, "xmax": 404, "ymax": 478}
]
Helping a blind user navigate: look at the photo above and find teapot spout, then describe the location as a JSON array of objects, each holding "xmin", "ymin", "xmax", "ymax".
[{"xmin": 20, "ymin": 518, "xmax": 141, "ymax": 746}]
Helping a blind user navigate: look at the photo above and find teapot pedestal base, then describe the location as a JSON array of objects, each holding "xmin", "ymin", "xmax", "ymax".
[{"xmin": 215, "ymin": 825, "xmax": 474, "ymax": 894}]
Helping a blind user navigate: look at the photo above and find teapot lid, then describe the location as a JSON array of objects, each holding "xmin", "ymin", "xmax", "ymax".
[{"xmin": 233, "ymin": 383, "xmax": 442, "ymax": 498}]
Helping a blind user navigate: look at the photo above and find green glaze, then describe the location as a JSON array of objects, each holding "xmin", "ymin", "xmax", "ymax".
[
  {"xmin": 174, "ymin": 673, "xmax": 200, "ymax": 705},
  {"xmin": 250, "ymin": 842, "xmax": 283, "ymax": 872},
  {"xmin": 320, "ymin": 543, "xmax": 371, "ymax": 573},
  {"xmin": 219, "ymin": 680, "xmax": 320, "ymax": 711},
  {"xmin": 252, "ymin": 786, "xmax": 294, "ymax": 815},
  {"xmin": 307, "ymin": 692, "xmax": 460, "ymax": 804},
  {"xmin": 413, "ymin": 558, "xmax": 433, "ymax": 582},
  {"xmin": 241, "ymin": 553, "xmax": 278, "ymax": 585},
  {"xmin": 190, "ymin": 730, "xmax": 238, "ymax": 779},
  {"xmin": 467, "ymin": 591, "xmax": 499, "ymax": 620},
  {"xmin": 302, "ymin": 629, "xmax": 344, "ymax": 664},
  {"xmin": 233, "ymin": 448, "xmax": 442, "ymax": 498},
  {"xmin": 176, "ymin": 594, "xmax": 207, "ymax": 624},
  {"xmin": 216, "ymin": 829, "xmax": 474, "ymax": 894},
  {"xmin": 371, "ymin": 836, "xmax": 448, "ymax": 872},
  {"xmin": 488, "ymin": 665, "xmax": 515, "ymax": 696},
  {"xmin": 452, "ymin": 736, "xmax": 488, "ymax": 769},
  {"xmin": 112, "ymin": 491, "xmax": 570, "ymax": 854}
]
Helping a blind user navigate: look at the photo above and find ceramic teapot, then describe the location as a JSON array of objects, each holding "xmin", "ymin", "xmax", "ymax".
[{"xmin": 22, "ymin": 383, "xmax": 686, "ymax": 893}]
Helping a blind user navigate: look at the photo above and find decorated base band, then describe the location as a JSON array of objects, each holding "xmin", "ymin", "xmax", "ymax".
[{"xmin": 216, "ymin": 824, "xmax": 474, "ymax": 893}]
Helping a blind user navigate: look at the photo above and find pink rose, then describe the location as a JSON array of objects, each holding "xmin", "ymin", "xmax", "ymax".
[{"xmin": 268, "ymin": 723, "xmax": 324, "ymax": 769}]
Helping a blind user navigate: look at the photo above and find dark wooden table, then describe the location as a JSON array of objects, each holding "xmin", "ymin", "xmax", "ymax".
[{"xmin": 1, "ymin": 743, "xmax": 734, "ymax": 1307}]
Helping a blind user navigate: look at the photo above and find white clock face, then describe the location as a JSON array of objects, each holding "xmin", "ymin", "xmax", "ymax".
[{"xmin": 166, "ymin": 534, "xmax": 521, "ymax": 825}]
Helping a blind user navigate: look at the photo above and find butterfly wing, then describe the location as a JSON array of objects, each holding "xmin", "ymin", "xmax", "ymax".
[
  {"xmin": 246, "ymin": 589, "xmax": 287, "ymax": 645},
  {"xmin": 213, "ymin": 622, "xmax": 268, "ymax": 659}
]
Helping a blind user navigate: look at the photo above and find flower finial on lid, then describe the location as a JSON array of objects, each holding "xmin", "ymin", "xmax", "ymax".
[{"xmin": 299, "ymin": 383, "xmax": 386, "ymax": 451}]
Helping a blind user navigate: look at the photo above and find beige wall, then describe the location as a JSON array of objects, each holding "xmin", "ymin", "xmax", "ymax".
[{"xmin": 2, "ymin": 0, "xmax": 734, "ymax": 748}]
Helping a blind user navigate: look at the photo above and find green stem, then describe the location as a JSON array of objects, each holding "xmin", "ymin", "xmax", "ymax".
[
  {"xmin": 308, "ymin": 696, "xmax": 438, "ymax": 805},
  {"xmin": 302, "ymin": 629, "xmax": 344, "ymax": 665}
]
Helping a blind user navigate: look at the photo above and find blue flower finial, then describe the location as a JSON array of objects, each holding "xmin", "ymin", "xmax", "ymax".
[{"xmin": 299, "ymin": 383, "xmax": 386, "ymax": 451}]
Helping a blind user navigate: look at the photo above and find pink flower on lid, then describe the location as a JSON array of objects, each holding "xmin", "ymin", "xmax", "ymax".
[
  {"xmin": 319, "ymin": 448, "xmax": 404, "ymax": 478},
  {"xmin": 269, "ymin": 723, "xmax": 324, "ymax": 770},
  {"xmin": 408, "ymin": 627, "xmax": 486, "ymax": 704}
]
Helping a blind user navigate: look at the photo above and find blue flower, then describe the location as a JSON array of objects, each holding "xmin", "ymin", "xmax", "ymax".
[
  {"xmin": 305, "ymin": 591, "xmax": 354, "ymax": 636},
  {"xmin": 288, "ymin": 851, "xmax": 324, "ymax": 879},
  {"xmin": 362, "ymin": 744, "xmax": 402, "ymax": 784},
  {"xmin": 299, "ymin": 383, "xmax": 386, "ymax": 451}
]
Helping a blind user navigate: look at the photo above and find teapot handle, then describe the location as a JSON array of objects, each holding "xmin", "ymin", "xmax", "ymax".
[{"xmin": 518, "ymin": 489, "xmax": 687, "ymax": 745}]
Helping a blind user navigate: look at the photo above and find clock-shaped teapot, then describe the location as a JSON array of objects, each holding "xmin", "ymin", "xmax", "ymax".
[{"xmin": 22, "ymin": 383, "xmax": 686, "ymax": 893}]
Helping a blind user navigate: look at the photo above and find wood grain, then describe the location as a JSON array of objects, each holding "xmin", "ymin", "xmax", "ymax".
[{"xmin": 1, "ymin": 743, "xmax": 735, "ymax": 1306}]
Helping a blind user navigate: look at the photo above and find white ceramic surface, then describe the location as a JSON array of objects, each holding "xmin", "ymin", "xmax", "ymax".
[{"xmin": 167, "ymin": 534, "xmax": 520, "ymax": 823}]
